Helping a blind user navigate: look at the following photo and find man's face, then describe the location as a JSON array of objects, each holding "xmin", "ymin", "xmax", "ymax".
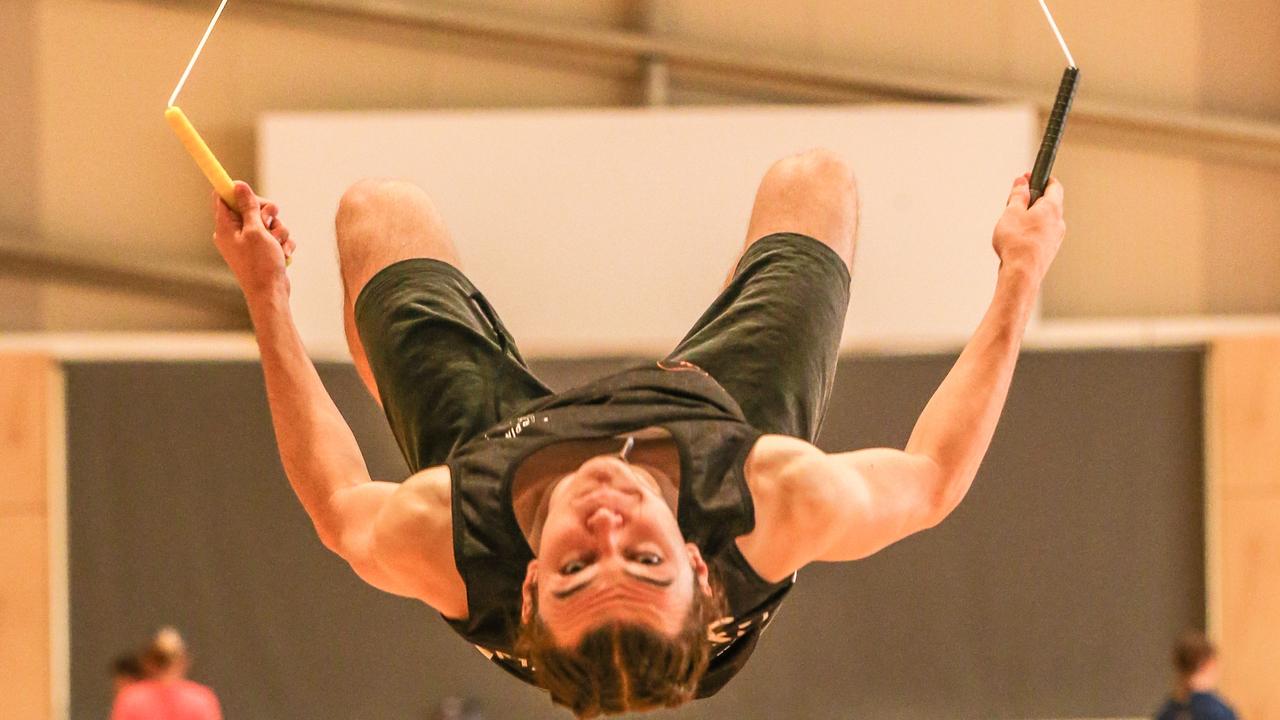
[{"xmin": 522, "ymin": 453, "xmax": 711, "ymax": 646}]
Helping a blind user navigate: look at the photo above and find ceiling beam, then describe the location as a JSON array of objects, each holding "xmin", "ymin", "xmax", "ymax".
[{"xmin": 0, "ymin": 228, "xmax": 244, "ymax": 315}]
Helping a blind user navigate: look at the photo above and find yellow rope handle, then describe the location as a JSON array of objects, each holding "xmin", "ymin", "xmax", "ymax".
[
  {"xmin": 165, "ymin": 105, "xmax": 236, "ymax": 208},
  {"xmin": 165, "ymin": 106, "xmax": 291, "ymax": 266}
]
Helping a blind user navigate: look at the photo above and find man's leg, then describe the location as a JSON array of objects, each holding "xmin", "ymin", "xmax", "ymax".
[
  {"xmin": 336, "ymin": 178, "xmax": 462, "ymax": 403},
  {"xmin": 736, "ymin": 147, "xmax": 858, "ymax": 278},
  {"xmin": 668, "ymin": 148, "xmax": 857, "ymax": 440},
  {"xmin": 335, "ymin": 178, "xmax": 551, "ymax": 469}
]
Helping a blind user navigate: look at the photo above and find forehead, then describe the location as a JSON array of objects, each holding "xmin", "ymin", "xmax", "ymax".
[{"xmin": 536, "ymin": 574, "xmax": 691, "ymax": 642}]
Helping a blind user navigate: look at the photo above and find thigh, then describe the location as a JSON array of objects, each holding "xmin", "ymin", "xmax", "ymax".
[
  {"xmin": 336, "ymin": 178, "xmax": 464, "ymax": 403},
  {"xmin": 355, "ymin": 258, "xmax": 552, "ymax": 471},
  {"xmin": 666, "ymin": 233, "xmax": 850, "ymax": 442}
]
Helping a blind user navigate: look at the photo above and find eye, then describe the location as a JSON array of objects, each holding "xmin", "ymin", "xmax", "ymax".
[
  {"xmin": 560, "ymin": 559, "xmax": 587, "ymax": 575},
  {"xmin": 631, "ymin": 552, "xmax": 663, "ymax": 566}
]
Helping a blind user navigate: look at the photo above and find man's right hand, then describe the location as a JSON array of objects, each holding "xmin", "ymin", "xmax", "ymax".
[
  {"xmin": 212, "ymin": 181, "xmax": 296, "ymax": 299},
  {"xmin": 991, "ymin": 173, "xmax": 1066, "ymax": 284}
]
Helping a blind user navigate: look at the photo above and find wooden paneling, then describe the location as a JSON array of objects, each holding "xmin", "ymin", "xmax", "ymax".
[
  {"xmin": 0, "ymin": 354, "xmax": 56, "ymax": 720},
  {"xmin": 1209, "ymin": 337, "xmax": 1280, "ymax": 491},
  {"xmin": 0, "ymin": 517, "xmax": 52, "ymax": 720},
  {"xmin": 1, "ymin": 355, "xmax": 53, "ymax": 512},
  {"xmin": 1207, "ymin": 336, "xmax": 1280, "ymax": 719},
  {"xmin": 1219, "ymin": 490, "xmax": 1280, "ymax": 719}
]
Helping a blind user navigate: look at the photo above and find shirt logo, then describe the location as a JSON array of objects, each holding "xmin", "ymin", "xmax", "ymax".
[{"xmin": 503, "ymin": 414, "xmax": 536, "ymax": 439}]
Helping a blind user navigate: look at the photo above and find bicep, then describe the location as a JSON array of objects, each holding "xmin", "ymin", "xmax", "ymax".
[
  {"xmin": 815, "ymin": 447, "xmax": 943, "ymax": 562},
  {"xmin": 741, "ymin": 437, "xmax": 939, "ymax": 579}
]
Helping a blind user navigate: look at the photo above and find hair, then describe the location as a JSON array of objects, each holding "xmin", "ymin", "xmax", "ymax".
[
  {"xmin": 514, "ymin": 578, "xmax": 726, "ymax": 718},
  {"xmin": 142, "ymin": 627, "xmax": 188, "ymax": 674},
  {"xmin": 111, "ymin": 653, "xmax": 144, "ymax": 681},
  {"xmin": 1173, "ymin": 630, "xmax": 1216, "ymax": 677}
]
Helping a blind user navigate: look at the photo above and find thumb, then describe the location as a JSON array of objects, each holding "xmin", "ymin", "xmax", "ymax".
[
  {"xmin": 233, "ymin": 182, "xmax": 264, "ymax": 229},
  {"xmin": 212, "ymin": 190, "xmax": 239, "ymax": 236},
  {"xmin": 1006, "ymin": 173, "xmax": 1031, "ymax": 210}
]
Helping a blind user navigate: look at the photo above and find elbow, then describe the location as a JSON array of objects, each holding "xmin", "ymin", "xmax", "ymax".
[
  {"xmin": 314, "ymin": 507, "xmax": 351, "ymax": 557},
  {"xmin": 921, "ymin": 477, "xmax": 970, "ymax": 529},
  {"xmin": 917, "ymin": 459, "xmax": 966, "ymax": 530},
  {"xmin": 919, "ymin": 497, "xmax": 952, "ymax": 530},
  {"xmin": 317, "ymin": 525, "xmax": 345, "ymax": 556}
]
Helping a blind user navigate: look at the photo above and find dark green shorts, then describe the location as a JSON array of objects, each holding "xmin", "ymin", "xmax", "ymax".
[{"xmin": 355, "ymin": 233, "xmax": 850, "ymax": 472}]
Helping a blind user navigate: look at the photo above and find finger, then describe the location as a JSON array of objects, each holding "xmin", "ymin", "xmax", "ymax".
[
  {"xmin": 233, "ymin": 182, "xmax": 265, "ymax": 231},
  {"xmin": 283, "ymin": 239, "xmax": 297, "ymax": 258},
  {"xmin": 270, "ymin": 223, "xmax": 291, "ymax": 245},
  {"xmin": 1006, "ymin": 174, "xmax": 1031, "ymax": 209},
  {"xmin": 1043, "ymin": 177, "xmax": 1065, "ymax": 209},
  {"xmin": 260, "ymin": 202, "xmax": 279, "ymax": 230}
]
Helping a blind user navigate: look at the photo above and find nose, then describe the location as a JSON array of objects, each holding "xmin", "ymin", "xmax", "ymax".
[{"xmin": 585, "ymin": 507, "xmax": 624, "ymax": 535}]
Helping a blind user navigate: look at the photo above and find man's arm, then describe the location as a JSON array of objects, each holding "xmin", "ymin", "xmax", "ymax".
[
  {"xmin": 741, "ymin": 175, "xmax": 1065, "ymax": 579},
  {"xmin": 211, "ymin": 183, "xmax": 457, "ymax": 607}
]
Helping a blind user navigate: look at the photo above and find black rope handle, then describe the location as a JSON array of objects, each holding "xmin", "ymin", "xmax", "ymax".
[{"xmin": 1030, "ymin": 66, "xmax": 1079, "ymax": 205}]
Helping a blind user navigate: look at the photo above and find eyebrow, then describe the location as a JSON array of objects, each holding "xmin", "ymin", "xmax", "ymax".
[{"xmin": 552, "ymin": 571, "xmax": 675, "ymax": 600}]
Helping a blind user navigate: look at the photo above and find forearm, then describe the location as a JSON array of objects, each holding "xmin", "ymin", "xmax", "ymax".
[
  {"xmin": 246, "ymin": 288, "xmax": 371, "ymax": 547},
  {"xmin": 906, "ymin": 263, "xmax": 1040, "ymax": 517}
]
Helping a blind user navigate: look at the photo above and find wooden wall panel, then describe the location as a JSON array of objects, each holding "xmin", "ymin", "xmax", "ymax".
[
  {"xmin": 1, "ymin": 355, "xmax": 53, "ymax": 511},
  {"xmin": 0, "ymin": 517, "xmax": 52, "ymax": 720},
  {"xmin": 1207, "ymin": 337, "xmax": 1280, "ymax": 720},
  {"xmin": 1218, "ymin": 491, "xmax": 1280, "ymax": 719},
  {"xmin": 0, "ymin": 354, "xmax": 56, "ymax": 720}
]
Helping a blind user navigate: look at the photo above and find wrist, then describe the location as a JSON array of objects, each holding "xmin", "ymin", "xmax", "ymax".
[
  {"xmin": 997, "ymin": 258, "xmax": 1044, "ymax": 292},
  {"xmin": 244, "ymin": 282, "xmax": 291, "ymax": 321}
]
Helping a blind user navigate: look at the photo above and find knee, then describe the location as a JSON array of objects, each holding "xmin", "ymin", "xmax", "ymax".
[
  {"xmin": 337, "ymin": 178, "xmax": 430, "ymax": 232},
  {"xmin": 764, "ymin": 148, "xmax": 858, "ymax": 201},
  {"xmin": 758, "ymin": 149, "xmax": 859, "ymax": 258}
]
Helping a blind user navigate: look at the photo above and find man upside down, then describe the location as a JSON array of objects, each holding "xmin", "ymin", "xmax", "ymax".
[{"xmin": 210, "ymin": 148, "xmax": 1065, "ymax": 717}]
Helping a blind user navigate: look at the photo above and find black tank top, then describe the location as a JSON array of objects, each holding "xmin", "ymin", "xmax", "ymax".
[{"xmin": 442, "ymin": 362, "xmax": 794, "ymax": 698}]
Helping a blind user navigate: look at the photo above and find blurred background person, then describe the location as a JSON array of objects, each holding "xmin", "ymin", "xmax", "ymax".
[
  {"xmin": 430, "ymin": 696, "xmax": 486, "ymax": 720},
  {"xmin": 1155, "ymin": 631, "xmax": 1239, "ymax": 720},
  {"xmin": 110, "ymin": 627, "xmax": 222, "ymax": 720},
  {"xmin": 110, "ymin": 652, "xmax": 144, "ymax": 697}
]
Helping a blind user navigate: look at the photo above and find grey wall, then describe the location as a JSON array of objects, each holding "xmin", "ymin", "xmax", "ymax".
[{"xmin": 66, "ymin": 349, "xmax": 1203, "ymax": 720}]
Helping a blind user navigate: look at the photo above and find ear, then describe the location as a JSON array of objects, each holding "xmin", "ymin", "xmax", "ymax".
[
  {"xmin": 685, "ymin": 543, "xmax": 713, "ymax": 597},
  {"xmin": 520, "ymin": 559, "xmax": 539, "ymax": 623}
]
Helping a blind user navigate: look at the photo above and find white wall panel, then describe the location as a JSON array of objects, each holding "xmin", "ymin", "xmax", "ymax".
[{"xmin": 261, "ymin": 105, "xmax": 1035, "ymax": 358}]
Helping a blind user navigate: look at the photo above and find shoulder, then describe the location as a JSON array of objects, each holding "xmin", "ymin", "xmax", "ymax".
[
  {"xmin": 736, "ymin": 435, "xmax": 846, "ymax": 582},
  {"xmin": 1192, "ymin": 693, "xmax": 1238, "ymax": 719},
  {"xmin": 1153, "ymin": 698, "xmax": 1178, "ymax": 720},
  {"xmin": 114, "ymin": 681, "xmax": 153, "ymax": 708},
  {"xmin": 183, "ymin": 679, "xmax": 218, "ymax": 698},
  {"xmin": 376, "ymin": 467, "xmax": 453, "ymax": 542},
  {"xmin": 372, "ymin": 467, "xmax": 468, "ymax": 615},
  {"xmin": 394, "ymin": 466, "xmax": 453, "ymax": 510},
  {"xmin": 178, "ymin": 680, "xmax": 221, "ymax": 706},
  {"xmin": 743, "ymin": 434, "xmax": 845, "ymax": 519}
]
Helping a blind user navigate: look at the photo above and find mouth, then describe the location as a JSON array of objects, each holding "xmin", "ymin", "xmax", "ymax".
[{"xmin": 573, "ymin": 455, "xmax": 645, "ymax": 487}]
